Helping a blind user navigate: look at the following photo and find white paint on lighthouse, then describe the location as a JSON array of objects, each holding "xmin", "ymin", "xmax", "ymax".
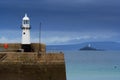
[{"xmin": 21, "ymin": 14, "xmax": 31, "ymax": 44}]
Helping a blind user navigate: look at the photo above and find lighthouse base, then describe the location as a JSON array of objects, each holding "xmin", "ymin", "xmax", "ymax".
[{"xmin": 21, "ymin": 44, "xmax": 32, "ymax": 52}]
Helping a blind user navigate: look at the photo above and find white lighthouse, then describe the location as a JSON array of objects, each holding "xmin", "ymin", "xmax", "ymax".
[
  {"xmin": 22, "ymin": 14, "xmax": 31, "ymax": 44},
  {"xmin": 21, "ymin": 14, "xmax": 31, "ymax": 52}
]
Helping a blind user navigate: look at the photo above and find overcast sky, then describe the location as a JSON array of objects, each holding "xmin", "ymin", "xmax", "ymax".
[{"xmin": 0, "ymin": 0, "xmax": 120, "ymax": 45}]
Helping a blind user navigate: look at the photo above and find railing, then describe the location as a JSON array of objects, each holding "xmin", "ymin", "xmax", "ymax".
[
  {"xmin": 0, "ymin": 52, "xmax": 65, "ymax": 65},
  {"xmin": 0, "ymin": 54, "xmax": 7, "ymax": 61}
]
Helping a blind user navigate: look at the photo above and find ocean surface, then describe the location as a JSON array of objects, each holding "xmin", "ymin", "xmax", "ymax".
[{"xmin": 64, "ymin": 51, "xmax": 120, "ymax": 80}]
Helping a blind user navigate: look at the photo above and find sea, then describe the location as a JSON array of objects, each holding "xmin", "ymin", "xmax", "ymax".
[{"xmin": 64, "ymin": 51, "xmax": 120, "ymax": 80}]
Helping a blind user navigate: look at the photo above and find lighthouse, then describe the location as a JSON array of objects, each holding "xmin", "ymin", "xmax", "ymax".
[{"xmin": 21, "ymin": 14, "xmax": 31, "ymax": 52}]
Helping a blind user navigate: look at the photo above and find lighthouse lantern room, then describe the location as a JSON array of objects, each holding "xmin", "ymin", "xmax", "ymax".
[{"xmin": 21, "ymin": 14, "xmax": 31, "ymax": 52}]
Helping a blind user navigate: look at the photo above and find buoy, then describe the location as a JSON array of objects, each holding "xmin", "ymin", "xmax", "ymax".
[{"xmin": 4, "ymin": 43, "xmax": 8, "ymax": 49}]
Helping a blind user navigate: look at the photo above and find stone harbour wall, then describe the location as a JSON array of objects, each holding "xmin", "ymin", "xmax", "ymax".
[
  {"xmin": 0, "ymin": 63, "xmax": 66, "ymax": 80},
  {"xmin": 0, "ymin": 52, "xmax": 66, "ymax": 80}
]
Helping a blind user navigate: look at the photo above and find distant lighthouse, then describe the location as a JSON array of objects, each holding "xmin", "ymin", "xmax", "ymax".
[{"xmin": 21, "ymin": 14, "xmax": 31, "ymax": 52}]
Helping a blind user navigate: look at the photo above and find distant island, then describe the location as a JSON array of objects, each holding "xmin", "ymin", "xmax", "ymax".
[{"xmin": 80, "ymin": 44, "xmax": 100, "ymax": 51}]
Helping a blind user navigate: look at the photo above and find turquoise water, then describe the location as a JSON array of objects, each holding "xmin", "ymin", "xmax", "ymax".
[{"xmin": 64, "ymin": 51, "xmax": 120, "ymax": 80}]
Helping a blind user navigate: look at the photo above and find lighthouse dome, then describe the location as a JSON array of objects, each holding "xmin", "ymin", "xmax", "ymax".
[{"xmin": 23, "ymin": 14, "xmax": 29, "ymax": 20}]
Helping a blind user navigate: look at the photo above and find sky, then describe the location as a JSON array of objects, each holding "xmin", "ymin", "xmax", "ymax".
[{"xmin": 0, "ymin": 0, "xmax": 120, "ymax": 45}]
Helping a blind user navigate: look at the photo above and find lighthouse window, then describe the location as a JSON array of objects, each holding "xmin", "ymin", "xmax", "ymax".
[
  {"xmin": 24, "ymin": 20, "xmax": 29, "ymax": 24},
  {"xmin": 23, "ymin": 32, "xmax": 25, "ymax": 35}
]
